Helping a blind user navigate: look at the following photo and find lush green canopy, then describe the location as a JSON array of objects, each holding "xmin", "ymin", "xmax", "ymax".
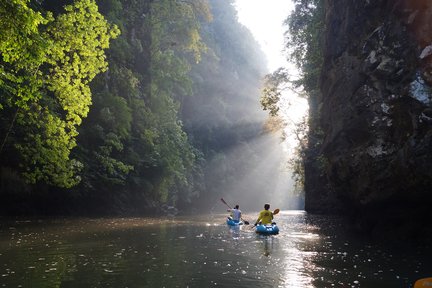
[
  {"xmin": 0, "ymin": 0, "xmax": 268, "ymax": 214},
  {"xmin": 0, "ymin": 0, "xmax": 119, "ymax": 187}
]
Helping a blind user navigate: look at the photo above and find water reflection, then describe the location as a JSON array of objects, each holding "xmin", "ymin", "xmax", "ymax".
[
  {"xmin": 261, "ymin": 236, "xmax": 272, "ymax": 257},
  {"xmin": 228, "ymin": 225, "xmax": 241, "ymax": 240},
  {"xmin": 0, "ymin": 212, "xmax": 431, "ymax": 287},
  {"xmin": 279, "ymin": 211, "xmax": 320, "ymax": 287}
]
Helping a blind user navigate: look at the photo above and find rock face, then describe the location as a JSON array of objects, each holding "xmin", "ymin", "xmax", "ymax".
[{"xmin": 305, "ymin": 0, "xmax": 432, "ymax": 236}]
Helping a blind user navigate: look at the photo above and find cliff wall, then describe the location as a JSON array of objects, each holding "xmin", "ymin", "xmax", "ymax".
[{"xmin": 306, "ymin": 0, "xmax": 432, "ymax": 237}]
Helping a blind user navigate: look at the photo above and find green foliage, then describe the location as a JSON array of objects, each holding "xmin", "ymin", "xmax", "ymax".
[
  {"xmin": 17, "ymin": 106, "xmax": 84, "ymax": 187},
  {"xmin": 0, "ymin": 0, "xmax": 269, "ymax": 214},
  {"xmin": 147, "ymin": 0, "xmax": 210, "ymax": 64},
  {"xmin": 285, "ymin": 0, "xmax": 324, "ymax": 92},
  {"xmin": 284, "ymin": 0, "xmax": 325, "ymax": 191},
  {"xmin": 0, "ymin": 0, "xmax": 119, "ymax": 188},
  {"xmin": 287, "ymin": 115, "xmax": 309, "ymax": 194},
  {"xmin": 70, "ymin": 0, "xmax": 212, "ymax": 205},
  {"xmin": 138, "ymin": 0, "xmax": 211, "ymax": 202},
  {"xmin": 44, "ymin": 0, "xmax": 120, "ymax": 126},
  {"xmin": 0, "ymin": 0, "xmax": 49, "ymax": 110},
  {"xmin": 260, "ymin": 68, "xmax": 292, "ymax": 116}
]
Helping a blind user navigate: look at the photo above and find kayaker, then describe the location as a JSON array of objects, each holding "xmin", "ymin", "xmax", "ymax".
[
  {"xmin": 254, "ymin": 203, "xmax": 273, "ymax": 226},
  {"xmin": 227, "ymin": 205, "xmax": 242, "ymax": 222}
]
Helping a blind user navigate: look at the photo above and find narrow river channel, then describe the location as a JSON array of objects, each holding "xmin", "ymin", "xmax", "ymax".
[{"xmin": 0, "ymin": 211, "xmax": 430, "ymax": 287}]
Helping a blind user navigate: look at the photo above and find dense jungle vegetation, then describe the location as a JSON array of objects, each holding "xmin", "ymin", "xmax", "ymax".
[{"xmin": 0, "ymin": 0, "xmax": 269, "ymax": 215}]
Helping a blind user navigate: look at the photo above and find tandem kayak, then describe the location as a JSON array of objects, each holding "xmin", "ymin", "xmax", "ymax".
[
  {"xmin": 226, "ymin": 217, "xmax": 243, "ymax": 226},
  {"xmin": 255, "ymin": 223, "xmax": 279, "ymax": 235}
]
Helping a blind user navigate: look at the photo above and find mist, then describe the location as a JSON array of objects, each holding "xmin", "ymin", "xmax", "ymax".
[
  {"xmin": 214, "ymin": 131, "xmax": 302, "ymax": 212},
  {"xmin": 179, "ymin": 0, "xmax": 304, "ymax": 214}
]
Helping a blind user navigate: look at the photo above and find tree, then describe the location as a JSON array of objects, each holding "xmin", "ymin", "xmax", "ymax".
[
  {"xmin": 0, "ymin": 0, "xmax": 119, "ymax": 187},
  {"xmin": 260, "ymin": 0, "xmax": 324, "ymax": 191},
  {"xmin": 71, "ymin": 0, "xmax": 212, "ymax": 207}
]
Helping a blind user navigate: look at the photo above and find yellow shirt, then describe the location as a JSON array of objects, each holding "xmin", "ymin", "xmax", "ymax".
[{"xmin": 256, "ymin": 209, "xmax": 273, "ymax": 225}]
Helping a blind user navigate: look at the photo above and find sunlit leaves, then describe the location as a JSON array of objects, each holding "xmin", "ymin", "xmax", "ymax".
[
  {"xmin": 16, "ymin": 105, "xmax": 83, "ymax": 187},
  {"xmin": 0, "ymin": 0, "xmax": 119, "ymax": 187},
  {"xmin": 45, "ymin": 0, "xmax": 120, "ymax": 125},
  {"xmin": 0, "ymin": 0, "xmax": 50, "ymax": 110},
  {"xmin": 0, "ymin": 0, "xmax": 50, "ymax": 67},
  {"xmin": 260, "ymin": 67, "xmax": 309, "ymax": 118}
]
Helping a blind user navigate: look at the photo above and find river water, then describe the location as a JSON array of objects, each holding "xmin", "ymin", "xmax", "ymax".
[{"xmin": 0, "ymin": 211, "xmax": 430, "ymax": 288}]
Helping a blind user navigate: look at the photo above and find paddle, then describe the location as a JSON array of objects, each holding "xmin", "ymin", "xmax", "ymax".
[
  {"xmin": 220, "ymin": 198, "xmax": 231, "ymax": 209},
  {"xmin": 220, "ymin": 198, "xmax": 250, "ymax": 225},
  {"xmin": 414, "ymin": 277, "xmax": 432, "ymax": 288}
]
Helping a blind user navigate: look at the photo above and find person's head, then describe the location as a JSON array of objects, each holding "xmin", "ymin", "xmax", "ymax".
[
  {"xmin": 264, "ymin": 204, "xmax": 270, "ymax": 210},
  {"xmin": 235, "ymin": 205, "xmax": 239, "ymax": 209}
]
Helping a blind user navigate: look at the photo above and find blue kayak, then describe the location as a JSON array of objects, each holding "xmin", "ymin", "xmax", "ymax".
[
  {"xmin": 226, "ymin": 218, "xmax": 243, "ymax": 226},
  {"xmin": 255, "ymin": 223, "xmax": 279, "ymax": 235}
]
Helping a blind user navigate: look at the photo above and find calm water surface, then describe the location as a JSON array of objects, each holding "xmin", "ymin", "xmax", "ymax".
[{"xmin": 0, "ymin": 211, "xmax": 430, "ymax": 287}]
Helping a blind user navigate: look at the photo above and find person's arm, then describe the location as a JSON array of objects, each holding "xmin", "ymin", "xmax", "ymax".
[{"xmin": 254, "ymin": 212, "xmax": 262, "ymax": 226}]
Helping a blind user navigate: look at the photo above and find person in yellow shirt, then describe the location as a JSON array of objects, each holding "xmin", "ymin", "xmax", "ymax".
[{"xmin": 254, "ymin": 203, "xmax": 273, "ymax": 226}]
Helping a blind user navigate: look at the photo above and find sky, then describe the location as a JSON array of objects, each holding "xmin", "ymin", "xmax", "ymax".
[
  {"xmin": 234, "ymin": 0, "xmax": 308, "ymax": 150},
  {"xmin": 234, "ymin": 0, "xmax": 294, "ymax": 71}
]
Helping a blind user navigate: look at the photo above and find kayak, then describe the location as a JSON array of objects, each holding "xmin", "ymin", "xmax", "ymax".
[
  {"xmin": 226, "ymin": 217, "xmax": 243, "ymax": 226},
  {"xmin": 255, "ymin": 223, "xmax": 279, "ymax": 235}
]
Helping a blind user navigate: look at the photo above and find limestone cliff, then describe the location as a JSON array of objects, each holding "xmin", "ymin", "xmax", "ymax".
[{"xmin": 305, "ymin": 0, "xmax": 432, "ymax": 236}]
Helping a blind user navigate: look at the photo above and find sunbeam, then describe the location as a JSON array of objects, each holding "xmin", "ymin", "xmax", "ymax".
[{"xmin": 209, "ymin": 129, "xmax": 302, "ymax": 213}]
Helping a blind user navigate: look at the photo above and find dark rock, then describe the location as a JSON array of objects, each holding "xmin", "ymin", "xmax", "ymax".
[{"xmin": 305, "ymin": 0, "xmax": 432, "ymax": 237}]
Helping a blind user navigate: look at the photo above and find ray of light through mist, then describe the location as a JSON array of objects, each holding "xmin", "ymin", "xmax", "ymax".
[
  {"xmin": 211, "ymin": 0, "xmax": 305, "ymax": 213},
  {"xmin": 207, "ymin": 127, "xmax": 303, "ymax": 214},
  {"xmin": 220, "ymin": 132, "xmax": 299, "ymax": 212},
  {"xmin": 196, "ymin": 0, "xmax": 307, "ymax": 215}
]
